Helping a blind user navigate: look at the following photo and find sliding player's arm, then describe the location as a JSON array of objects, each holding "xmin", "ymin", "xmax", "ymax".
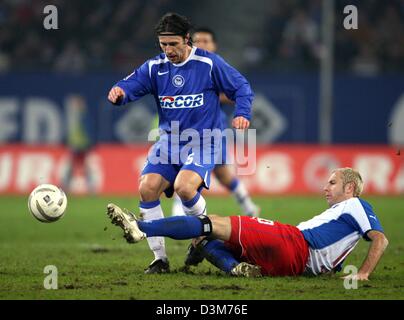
[
  {"xmin": 342, "ymin": 230, "xmax": 388, "ymax": 281},
  {"xmin": 358, "ymin": 230, "xmax": 388, "ymax": 280}
]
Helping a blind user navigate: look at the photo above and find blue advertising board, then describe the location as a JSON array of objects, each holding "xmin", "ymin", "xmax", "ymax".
[{"xmin": 0, "ymin": 73, "xmax": 403, "ymax": 145}]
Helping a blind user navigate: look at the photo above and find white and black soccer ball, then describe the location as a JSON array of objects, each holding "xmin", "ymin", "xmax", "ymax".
[{"xmin": 28, "ymin": 184, "xmax": 68, "ymax": 223}]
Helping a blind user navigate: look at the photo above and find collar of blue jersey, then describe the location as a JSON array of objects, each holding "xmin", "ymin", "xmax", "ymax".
[{"xmin": 168, "ymin": 46, "xmax": 197, "ymax": 67}]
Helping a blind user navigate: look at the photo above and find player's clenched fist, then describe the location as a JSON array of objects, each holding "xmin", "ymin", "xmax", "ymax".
[
  {"xmin": 232, "ymin": 116, "xmax": 250, "ymax": 130},
  {"xmin": 108, "ymin": 86, "xmax": 125, "ymax": 104}
]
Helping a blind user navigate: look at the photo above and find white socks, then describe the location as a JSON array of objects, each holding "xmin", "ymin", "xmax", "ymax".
[
  {"xmin": 171, "ymin": 194, "xmax": 186, "ymax": 216},
  {"xmin": 181, "ymin": 192, "xmax": 207, "ymax": 216},
  {"xmin": 139, "ymin": 201, "xmax": 167, "ymax": 261}
]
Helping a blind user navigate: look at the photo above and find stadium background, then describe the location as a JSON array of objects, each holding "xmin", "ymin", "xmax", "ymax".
[
  {"xmin": 0, "ymin": 0, "xmax": 403, "ymax": 300},
  {"xmin": 1, "ymin": 0, "xmax": 403, "ymax": 196}
]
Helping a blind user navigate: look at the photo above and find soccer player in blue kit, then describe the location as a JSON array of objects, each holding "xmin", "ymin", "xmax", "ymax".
[{"xmin": 108, "ymin": 13, "xmax": 254, "ymax": 273}]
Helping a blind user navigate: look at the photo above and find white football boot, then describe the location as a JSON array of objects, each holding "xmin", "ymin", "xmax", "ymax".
[
  {"xmin": 231, "ymin": 262, "xmax": 262, "ymax": 278},
  {"xmin": 107, "ymin": 203, "xmax": 146, "ymax": 243}
]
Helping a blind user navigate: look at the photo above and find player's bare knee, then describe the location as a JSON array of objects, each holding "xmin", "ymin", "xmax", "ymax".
[
  {"xmin": 139, "ymin": 180, "xmax": 160, "ymax": 201},
  {"xmin": 174, "ymin": 181, "xmax": 196, "ymax": 200}
]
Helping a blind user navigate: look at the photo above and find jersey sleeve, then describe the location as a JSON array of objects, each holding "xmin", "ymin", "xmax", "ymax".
[
  {"xmin": 112, "ymin": 61, "xmax": 153, "ymax": 105},
  {"xmin": 211, "ymin": 54, "xmax": 254, "ymax": 120},
  {"xmin": 357, "ymin": 199, "xmax": 384, "ymax": 241}
]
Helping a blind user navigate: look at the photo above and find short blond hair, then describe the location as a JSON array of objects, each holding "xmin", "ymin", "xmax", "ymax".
[{"xmin": 333, "ymin": 168, "xmax": 364, "ymax": 197}]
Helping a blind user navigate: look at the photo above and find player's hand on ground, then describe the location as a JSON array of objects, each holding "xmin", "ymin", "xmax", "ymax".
[
  {"xmin": 341, "ymin": 272, "xmax": 369, "ymax": 281},
  {"xmin": 108, "ymin": 86, "xmax": 125, "ymax": 104},
  {"xmin": 232, "ymin": 116, "xmax": 250, "ymax": 130}
]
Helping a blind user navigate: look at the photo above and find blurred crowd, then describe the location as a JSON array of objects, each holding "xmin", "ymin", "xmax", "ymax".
[
  {"xmin": 0, "ymin": 0, "xmax": 403, "ymax": 74},
  {"xmin": 260, "ymin": 0, "xmax": 404, "ymax": 74}
]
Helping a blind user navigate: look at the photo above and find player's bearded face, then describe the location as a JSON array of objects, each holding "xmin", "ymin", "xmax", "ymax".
[
  {"xmin": 158, "ymin": 35, "xmax": 191, "ymax": 64},
  {"xmin": 324, "ymin": 172, "xmax": 346, "ymax": 207}
]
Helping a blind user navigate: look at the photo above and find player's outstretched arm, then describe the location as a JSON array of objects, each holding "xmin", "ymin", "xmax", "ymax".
[
  {"xmin": 342, "ymin": 230, "xmax": 389, "ymax": 281},
  {"xmin": 108, "ymin": 86, "xmax": 126, "ymax": 105},
  {"xmin": 211, "ymin": 55, "xmax": 253, "ymax": 126}
]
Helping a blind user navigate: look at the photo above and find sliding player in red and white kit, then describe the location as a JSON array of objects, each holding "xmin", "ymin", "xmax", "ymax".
[{"xmin": 107, "ymin": 168, "xmax": 388, "ymax": 279}]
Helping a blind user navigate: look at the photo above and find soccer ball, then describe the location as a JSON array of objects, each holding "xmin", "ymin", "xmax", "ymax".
[{"xmin": 28, "ymin": 184, "xmax": 68, "ymax": 223}]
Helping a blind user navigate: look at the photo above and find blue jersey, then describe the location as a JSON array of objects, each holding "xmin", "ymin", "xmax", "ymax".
[
  {"xmin": 297, "ymin": 197, "xmax": 384, "ymax": 275},
  {"xmin": 219, "ymin": 109, "xmax": 228, "ymax": 131},
  {"xmin": 114, "ymin": 47, "xmax": 253, "ymax": 141}
]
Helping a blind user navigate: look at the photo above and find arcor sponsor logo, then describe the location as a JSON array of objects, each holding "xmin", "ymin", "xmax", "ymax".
[{"xmin": 159, "ymin": 94, "xmax": 204, "ymax": 109}]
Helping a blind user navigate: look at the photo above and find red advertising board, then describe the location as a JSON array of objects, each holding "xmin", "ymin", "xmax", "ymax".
[{"xmin": 0, "ymin": 144, "xmax": 403, "ymax": 195}]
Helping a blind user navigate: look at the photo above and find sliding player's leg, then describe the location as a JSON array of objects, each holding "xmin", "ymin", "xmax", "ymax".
[{"xmin": 106, "ymin": 208, "xmax": 261, "ymax": 276}]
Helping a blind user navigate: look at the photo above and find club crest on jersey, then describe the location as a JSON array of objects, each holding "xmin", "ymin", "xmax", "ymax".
[
  {"xmin": 172, "ymin": 75, "xmax": 185, "ymax": 88},
  {"xmin": 159, "ymin": 94, "xmax": 204, "ymax": 109}
]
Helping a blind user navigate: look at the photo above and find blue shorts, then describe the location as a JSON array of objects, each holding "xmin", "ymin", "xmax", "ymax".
[{"xmin": 141, "ymin": 138, "xmax": 220, "ymax": 197}]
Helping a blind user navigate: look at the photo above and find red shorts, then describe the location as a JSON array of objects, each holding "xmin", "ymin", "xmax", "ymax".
[{"xmin": 225, "ymin": 216, "xmax": 309, "ymax": 276}]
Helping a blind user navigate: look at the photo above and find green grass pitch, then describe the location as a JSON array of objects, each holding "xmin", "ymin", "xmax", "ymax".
[{"xmin": 0, "ymin": 195, "xmax": 403, "ymax": 300}]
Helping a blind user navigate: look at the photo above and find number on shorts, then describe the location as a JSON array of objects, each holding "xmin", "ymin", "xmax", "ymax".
[
  {"xmin": 255, "ymin": 217, "xmax": 274, "ymax": 226},
  {"xmin": 185, "ymin": 152, "xmax": 194, "ymax": 165}
]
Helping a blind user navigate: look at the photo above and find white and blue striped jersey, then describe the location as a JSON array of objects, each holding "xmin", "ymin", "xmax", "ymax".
[
  {"xmin": 114, "ymin": 46, "xmax": 253, "ymax": 140},
  {"xmin": 297, "ymin": 197, "xmax": 384, "ymax": 275}
]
